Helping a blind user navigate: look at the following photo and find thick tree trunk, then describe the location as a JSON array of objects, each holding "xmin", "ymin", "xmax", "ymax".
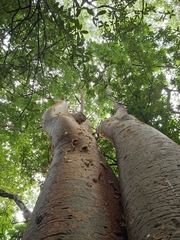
[
  {"xmin": 97, "ymin": 106, "xmax": 180, "ymax": 239},
  {"xmin": 22, "ymin": 101, "xmax": 127, "ymax": 240}
]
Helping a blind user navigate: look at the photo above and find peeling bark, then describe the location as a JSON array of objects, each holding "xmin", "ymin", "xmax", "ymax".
[
  {"xmin": 22, "ymin": 101, "xmax": 127, "ymax": 240},
  {"xmin": 97, "ymin": 107, "xmax": 180, "ymax": 239}
]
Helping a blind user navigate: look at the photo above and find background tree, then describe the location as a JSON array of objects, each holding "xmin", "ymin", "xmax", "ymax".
[{"xmin": 0, "ymin": 0, "xmax": 180, "ymax": 238}]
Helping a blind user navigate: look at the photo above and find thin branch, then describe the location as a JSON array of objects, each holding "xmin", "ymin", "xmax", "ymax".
[
  {"xmin": 19, "ymin": 94, "xmax": 33, "ymax": 118},
  {"xmin": 102, "ymin": 68, "xmax": 126, "ymax": 112},
  {"xmin": 79, "ymin": 83, "xmax": 86, "ymax": 113},
  {"xmin": 131, "ymin": 62, "xmax": 177, "ymax": 69},
  {"xmin": 172, "ymin": 111, "xmax": 180, "ymax": 114},
  {"xmin": 103, "ymin": 153, "xmax": 117, "ymax": 163},
  {"xmin": 0, "ymin": 189, "xmax": 31, "ymax": 221},
  {"xmin": 44, "ymin": 0, "xmax": 66, "ymax": 32},
  {"xmin": 163, "ymin": 87, "xmax": 179, "ymax": 93},
  {"xmin": 8, "ymin": 1, "xmax": 36, "ymax": 40},
  {"xmin": 22, "ymin": 0, "xmax": 41, "ymax": 42},
  {"xmin": 72, "ymin": 92, "xmax": 81, "ymax": 104},
  {"xmin": 2, "ymin": 124, "xmax": 24, "ymax": 133},
  {"xmin": 141, "ymin": 0, "xmax": 145, "ymax": 21}
]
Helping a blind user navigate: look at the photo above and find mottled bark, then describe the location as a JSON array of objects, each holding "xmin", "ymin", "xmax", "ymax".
[
  {"xmin": 97, "ymin": 107, "xmax": 180, "ymax": 239},
  {"xmin": 22, "ymin": 101, "xmax": 127, "ymax": 240}
]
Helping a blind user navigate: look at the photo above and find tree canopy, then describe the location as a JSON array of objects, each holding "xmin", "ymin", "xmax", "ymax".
[{"xmin": 0, "ymin": 0, "xmax": 180, "ymax": 238}]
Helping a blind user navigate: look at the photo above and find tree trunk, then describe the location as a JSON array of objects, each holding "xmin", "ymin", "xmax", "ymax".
[
  {"xmin": 22, "ymin": 101, "xmax": 127, "ymax": 240},
  {"xmin": 97, "ymin": 106, "xmax": 180, "ymax": 239}
]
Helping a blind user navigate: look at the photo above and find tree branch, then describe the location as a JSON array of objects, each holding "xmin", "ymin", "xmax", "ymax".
[
  {"xmin": 102, "ymin": 68, "xmax": 127, "ymax": 116},
  {"xmin": 0, "ymin": 189, "xmax": 31, "ymax": 221}
]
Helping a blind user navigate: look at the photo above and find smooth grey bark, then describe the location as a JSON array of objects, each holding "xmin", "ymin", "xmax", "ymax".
[
  {"xmin": 22, "ymin": 101, "xmax": 127, "ymax": 240},
  {"xmin": 97, "ymin": 106, "xmax": 180, "ymax": 239}
]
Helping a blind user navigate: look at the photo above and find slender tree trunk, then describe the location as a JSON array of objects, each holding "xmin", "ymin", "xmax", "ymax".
[
  {"xmin": 97, "ymin": 106, "xmax": 180, "ymax": 239},
  {"xmin": 22, "ymin": 101, "xmax": 127, "ymax": 240}
]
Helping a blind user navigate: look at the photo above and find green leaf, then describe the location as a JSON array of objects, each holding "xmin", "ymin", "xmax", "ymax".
[
  {"xmin": 86, "ymin": 8, "xmax": 94, "ymax": 16},
  {"xmin": 81, "ymin": 30, "xmax": 89, "ymax": 34},
  {"xmin": 96, "ymin": 10, "xmax": 106, "ymax": 16}
]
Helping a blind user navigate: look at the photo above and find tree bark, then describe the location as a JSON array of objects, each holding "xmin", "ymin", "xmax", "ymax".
[
  {"xmin": 22, "ymin": 101, "xmax": 127, "ymax": 240},
  {"xmin": 97, "ymin": 106, "xmax": 180, "ymax": 239}
]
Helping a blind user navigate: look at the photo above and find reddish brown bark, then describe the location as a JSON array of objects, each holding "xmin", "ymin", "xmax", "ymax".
[
  {"xmin": 22, "ymin": 102, "xmax": 127, "ymax": 240},
  {"xmin": 98, "ymin": 109, "xmax": 180, "ymax": 240}
]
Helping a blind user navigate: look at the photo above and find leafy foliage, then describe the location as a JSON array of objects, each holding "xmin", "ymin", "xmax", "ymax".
[{"xmin": 0, "ymin": 0, "xmax": 180, "ymax": 237}]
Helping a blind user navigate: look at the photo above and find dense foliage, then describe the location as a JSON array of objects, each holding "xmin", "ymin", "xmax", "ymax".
[{"xmin": 0, "ymin": 0, "xmax": 180, "ymax": 238}]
